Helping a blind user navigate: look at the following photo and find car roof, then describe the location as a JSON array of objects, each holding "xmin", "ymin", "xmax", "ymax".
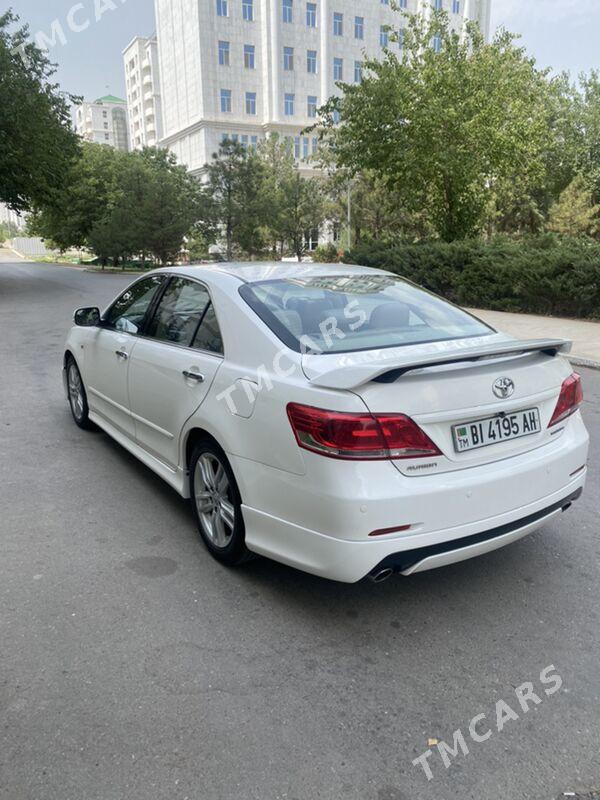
[{"xmin": 155, "ymin": 261, "xmax": 390, "ymax": 284}]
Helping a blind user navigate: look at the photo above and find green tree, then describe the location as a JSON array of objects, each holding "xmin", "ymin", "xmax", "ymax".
[
  {"xmin": 256, "ymin": 134, "xmax": 297, "ymax": 256},
  {"xmin": 575, "ymin": 71, "xmax": 600, "ymax": 204},
  {"xmin": 0, "ymin": 220, "xmax": 20, "ymax": 242},
  {"xmin": 0, "ymin": 10, "xmax": 80, "ymax": 213},
  {"xmin": 547, "ymin": 175, "xmax": 599, "ymax": 236},
  {"xmin": 281, "ymin": 171, "xmax": 326, "ymax": 261},
  {"xmin": 325, "ymin": 169, "xmax": 434, "ymax": 245},
  {"xmin": 318, "ymin": 13, "xmax": 558, "ymax": 241},
  {"xmin": 491, "ymin": 73, "xmax": 580, "ymax": 236},
  {"xmin": 203, "ymin": 140, "xmax": 267, "ymax": 260},
  {"xmin": 136, "ymin": 148, "xmax": 203, "ymax": 265},
  {"xmin": 29, "ymin": 144, "xmax": 202, "ymax": 266},
  {"xmin": 28, "ymin": 143, "xmax": 125, "ymax": 256},
  {"xmin": 255, "ymin": 135, "xmax": 327, "ymax": 260}
]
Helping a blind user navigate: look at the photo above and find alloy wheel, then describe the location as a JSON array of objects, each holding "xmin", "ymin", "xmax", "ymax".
[
  {"xmin": 194, "ymin": 453, "xmax": 236, "ymax": 549},
  {"xmin": 68, "ymin": 362, "xmax": 85, "ymax": 421}
]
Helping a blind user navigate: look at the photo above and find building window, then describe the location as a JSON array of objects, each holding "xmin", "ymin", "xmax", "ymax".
[
  {"xmin": 434, "ymin": 0, "xmax": 442, "ymax": 9},
  {"xmin": 245, "ymin": 91, "xmax": 257, "ymax": 114},
  {"xmin": 250, "ymin": 135, "xmax": 258, "ymax": 150},
  {"xmin": 307, "ymin": 95, "xmax": 317, "ymax": 117},
  {"xmin": 380, "ymin": 25, "xmax": 388, "ymax": 47},
  {"xmin": 332, "ymin": 109, "xmax": 340, "ymax": 124},
  {"xmin": 284, "ymin": 46, "xmax": 294, "ymax": 70},
  {"xmin": 354, "ymin": 16, "xmax": 364, "ymax": 40},
  {"xmin": 243, "ymin": 0, "xmax": 254, "ymax": 20},
  {"xmin": 306, "ymin": 2, "xmax": 316, "ymax": 27},
  {"xmin": 333, "ymin": 12, "xmax": 343, "ymax": 36},
  {"xmin": 217, "ymin": 0, "xmax": 228, "ymax": 17},
  {"xmin": 244, "ymin": 44, "xmax": 255, "ymax": 68},
  {"xmin": 381, "ymin": 0, "xmax": 389, "ymax": 4},
  {"xmin": 333, "ymin": 57, "xmax": 343, "ymax": 81},
  {"xmin": 432, "ymin": 34, "xmax": 442, "ymax": 52},
  {"xmin": 303, "ymin": 137, "xmax": 309, "ymax": 159},
  {"xmin": 398, "ymin": 28, "xmax": 405, "ymax": 49},
  {"xmin": 294, "ymin": 136, "xmax": 301, "ymax": 159},
  {"xmin": 307, "ymin": 49, "xmax": 317, "ymax": 73},
  {"xmin": 452, "ymin": 0, "xmax": 460, "ymax": 11},
  {"xmin": 283, "ymin": 0, "xmax": 293, "ymax": 23},
  {"xmin": 218, "ymin": 40, "xmax": 230, "ymax": 66},
  {"xmin": 398, "ymin": 0, "xmax": 407, "ymax": 7},
  {"xmin": 220, "ymin": 88, "xmax": 232, "ymax": 112},
  {"xmin": 104, "ymin": 133, "xmax": 110, "ymax": 140},
  {"xmin": 284, "ymin": 93, "xmax": 295, "ymax": 116},
  {"xmin": 312, "ymin": 136, "xmax": 318, "ymax": 154},
  {"xmin": 354, "ymin": 61, "xmax": 362, "ymax": 83},
  {"xmin": 102, "ymin": 110, "xmax": 107, "ymax": 118}
]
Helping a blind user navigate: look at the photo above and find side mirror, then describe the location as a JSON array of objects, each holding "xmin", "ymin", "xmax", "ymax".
[{"xmin": 74, "ymin": 306, "xmax": 101, "ymax": 327}]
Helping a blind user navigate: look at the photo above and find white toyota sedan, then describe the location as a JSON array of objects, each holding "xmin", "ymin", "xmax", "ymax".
[{"xmin": 64, "ymin": 263, "xmax": 589, "ymax": 583}]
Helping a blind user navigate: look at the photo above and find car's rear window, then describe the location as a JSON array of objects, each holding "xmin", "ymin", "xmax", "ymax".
[{"xmin": 239, "ymin": 274, "xmax": 493, "ymax": 354}]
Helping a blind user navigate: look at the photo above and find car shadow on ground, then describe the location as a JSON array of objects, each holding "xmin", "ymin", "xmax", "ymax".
[{"xmin": 87, "ymin": 415, "xmax": 575, "ymax": 628}]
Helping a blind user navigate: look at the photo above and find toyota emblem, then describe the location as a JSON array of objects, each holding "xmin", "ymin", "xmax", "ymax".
[{"xmin": 493, "ymin": 377, "xmax": 515, "ymax": 399}]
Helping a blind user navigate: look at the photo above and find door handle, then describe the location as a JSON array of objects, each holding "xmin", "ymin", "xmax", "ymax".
[
  {"xmin": 183, "ymin": 370, "xmax": 205, "ymax": 383},
  {"xmin": 115, "ymin": 350, "xmax": 129, "ymax": 360}
]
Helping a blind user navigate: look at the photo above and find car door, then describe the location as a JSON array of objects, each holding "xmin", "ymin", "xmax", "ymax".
[
  {"xmin": 84, "ymin": 275, "xmax": 166, "ymax": 437},
  {"xmin": 127, "ymin": 277, "xmax": 225, "ymax": 469}
]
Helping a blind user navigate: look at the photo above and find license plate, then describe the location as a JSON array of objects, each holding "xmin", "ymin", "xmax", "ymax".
[{"xmin": 452, "ymin": 408, "xmax": 541, "ymax": 453}]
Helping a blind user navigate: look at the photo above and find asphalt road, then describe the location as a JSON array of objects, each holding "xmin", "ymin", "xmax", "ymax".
[{"xmin": 1, "ymin": 258, "xmax": 599, "ymax": 800}]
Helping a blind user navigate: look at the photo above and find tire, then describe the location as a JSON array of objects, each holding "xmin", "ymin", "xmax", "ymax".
[
  {"xmin": 66, "ymin": 355, "xmax": 95, "ymax": 431},
  {"xmin": 189, "ymin": 439, "xmax": 250, "ymax": 567}
]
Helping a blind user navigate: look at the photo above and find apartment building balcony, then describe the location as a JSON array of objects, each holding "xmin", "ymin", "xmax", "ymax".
[{"xmin": 142, "ymin": 72, "xmax": 153, "ymax": 88}]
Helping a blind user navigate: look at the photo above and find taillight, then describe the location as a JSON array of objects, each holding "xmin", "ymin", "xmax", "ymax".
[
  {"xmin": 286, "ymin": 403, "xmax": 442, "ymax": 460},
  {"xmin": 548, "ymin": 373, "xmax": 583, "ymax": 427}
]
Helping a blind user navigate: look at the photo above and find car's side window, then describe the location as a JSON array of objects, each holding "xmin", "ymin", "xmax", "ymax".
[
  {"xmin": 145, "ymin": 278, "xmax": 211, "ymax": 347},
  {"xmin": 104, "ymin": 276, "xmax": 165, "ymax": 334},
  {"xmin": 192, "ymin": 303, "xmax": 224, "ymax": 355}
]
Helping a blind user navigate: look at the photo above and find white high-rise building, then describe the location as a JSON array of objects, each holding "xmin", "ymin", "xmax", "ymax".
[
  {"xmin": 75, "ymin": 95, "xmax": 130, "ymax": 151},
  {"xmin": 154, "ymin": 0, "xmax": 491, "ymax": 176},
  {"xmin": 123, "ymin": 35, "xmax": 164, "ymax": 150}
]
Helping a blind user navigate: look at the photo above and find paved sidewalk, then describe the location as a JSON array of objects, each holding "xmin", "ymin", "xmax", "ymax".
[{"xmin": 469, "ymin": 308, "xmax": 600, "ymax": 368}]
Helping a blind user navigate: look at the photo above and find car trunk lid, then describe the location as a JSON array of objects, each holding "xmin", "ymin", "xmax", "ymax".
[{"xmin": 302, "ymin": 335, "xmax": 573, "ymax": 475}]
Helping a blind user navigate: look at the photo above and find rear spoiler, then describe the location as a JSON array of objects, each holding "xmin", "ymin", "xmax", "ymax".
[{"xmin": 307, "ymin": 338, "xmax": 572, "ymax": 390}]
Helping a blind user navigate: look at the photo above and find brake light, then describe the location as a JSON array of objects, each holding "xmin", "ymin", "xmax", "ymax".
[
  {"xmin": 287, "ymin": 403, "xmax": 442, "ymax": 460},
  {"xmin": 548, "ymin": 373, "xmax": 583, "ymax": 427}
]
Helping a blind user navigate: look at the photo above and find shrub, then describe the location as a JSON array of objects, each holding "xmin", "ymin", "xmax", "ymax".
[
  {"xmin": 345, "ymin": 237, "xmax": 600, "ymax": 320},
  {"xmin": 313, "ymin": 243, "xmax": 341, "ymax": 263}
]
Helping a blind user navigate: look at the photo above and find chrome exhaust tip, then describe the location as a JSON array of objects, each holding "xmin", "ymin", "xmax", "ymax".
[{"xmin": 369, "ymin": 567, "xmax": 394, "ymax": 584}]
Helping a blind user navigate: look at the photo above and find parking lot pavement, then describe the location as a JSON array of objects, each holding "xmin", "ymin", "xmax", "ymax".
[{"xmin": 1, "ymin": 261, "xmax": 599, "ymax": 800}]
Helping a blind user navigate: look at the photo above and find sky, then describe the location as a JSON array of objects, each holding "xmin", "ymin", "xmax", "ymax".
[{"xmin": 7, "ymin": 0, "xmax": 600, "ymax": 102}]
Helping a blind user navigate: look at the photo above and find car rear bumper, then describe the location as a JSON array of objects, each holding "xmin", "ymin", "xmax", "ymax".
[
  {"xmin": 242, "ymin": 476, "xmax": 586, "ymax": 582},
  {"xmin": 237, "ymin": 414, "xmax": 588, "ymax": 582},
  {"xmin": 373, "ymin": 487, "xmax": 582, "ymax": 577}
]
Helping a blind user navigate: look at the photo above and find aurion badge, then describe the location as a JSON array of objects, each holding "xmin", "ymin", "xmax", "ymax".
[{"xmin": 493, "ymin": 377, "xmax": 515, "ymax": 399}]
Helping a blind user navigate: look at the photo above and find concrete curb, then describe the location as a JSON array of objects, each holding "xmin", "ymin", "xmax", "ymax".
[
  {"xmin": 569, "ymin": 356, "xmax": 600, "ymax": 371},
  {"xmin": 83, "ymin": 269, "xmax": 145, "ymax": 276}
]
